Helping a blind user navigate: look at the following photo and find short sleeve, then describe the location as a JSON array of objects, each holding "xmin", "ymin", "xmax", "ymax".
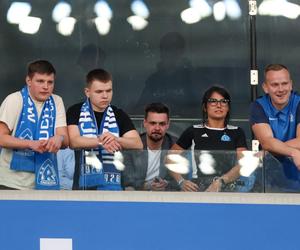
[
  {"xmin": 296, "ymin": 103, "xmax": 300, "ymax": 125},
  {"xmin": 115, "ymin": 108, "xmax": 136, "ymax": 136},
  {"xmin": 249, "ymin": 101, "xmax": 269, "ymax": 126},
  {"xmin": 176, "ymin": 126, "xmax": 194, "ymax": 149},
  {"xmin": 235, "ymin": 127, "xmax": 248, "ymax": 149},
  {"xmin": 0, "ymin": 92, "xmax": 22, "ymax": 132},
  {"xmin": 53, "ymin": 94, "xmax": 67, "ymax": 128},
  {"xmin": 66, "ymin": 103, "xmax": 82, "ymax": 126}
]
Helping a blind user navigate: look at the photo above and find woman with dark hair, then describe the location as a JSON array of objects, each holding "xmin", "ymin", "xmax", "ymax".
[{"xmin": 170, "ymin": 86, "xmax": 248, "ymax": 192}]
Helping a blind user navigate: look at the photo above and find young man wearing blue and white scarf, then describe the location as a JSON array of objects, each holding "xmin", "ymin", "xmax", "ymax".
[
  {"xmin": 67, "ymin": 68, "xmax": 142, "ymax": 190},
  {"xmin": 0, "ymin": 60, "xmax": 69, "ymax": 190},
  {"xmin": 250, "ymin": 64, "xmax": 300, "ymax": 191}
]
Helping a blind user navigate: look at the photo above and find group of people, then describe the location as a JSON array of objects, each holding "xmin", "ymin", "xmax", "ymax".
[{"xmin": 0, "ymin": 60, "xmax": 299, "ymax": 192}]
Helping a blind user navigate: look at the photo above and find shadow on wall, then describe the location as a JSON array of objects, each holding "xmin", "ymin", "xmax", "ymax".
[{"xmin": 77, "ymin": 44, "xmax": 107, "ymax": 73}]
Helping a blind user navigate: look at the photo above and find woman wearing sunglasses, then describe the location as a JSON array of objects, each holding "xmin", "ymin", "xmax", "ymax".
[{"xmin": 170, "ymin": 86, "xmax": 248, "ymax": 192}]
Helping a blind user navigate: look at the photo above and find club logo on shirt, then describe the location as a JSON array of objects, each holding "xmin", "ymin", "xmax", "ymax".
[
  {"xmin": 221, "ymin": 134, "xmax": 231, "ymax": 142},
  {"xmin": 268, "ymin": 117, "xmax": 277, "ymax": 121}
]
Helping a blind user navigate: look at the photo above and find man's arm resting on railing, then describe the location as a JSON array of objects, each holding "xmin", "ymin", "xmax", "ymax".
[
  {"xmin": 0, "ymin": 122, "xmax": 51, "ymax": 153},
  {"xmin": 67, "ymin": 125, "xmax": 101, "ymax": 149},
  {"xmin": 252, "ymin": 123, "xmax": 300, "ymax": 170}
]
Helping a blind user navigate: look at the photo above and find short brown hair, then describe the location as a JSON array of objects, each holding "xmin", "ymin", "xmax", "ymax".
[
  {"xmin": 86, "ymin": 68, "xmax": 112, "ymax": 87},
  {"xmin": 264, "ymin": 64, "xmax": 288, "ymax": 75},
  {"xmin": 27, "ymin": 60, "xmax": 56, "ymax": 78},
  {"xmin": 264, "ymin": 64, "xmax": 290, "ymax": 83}
]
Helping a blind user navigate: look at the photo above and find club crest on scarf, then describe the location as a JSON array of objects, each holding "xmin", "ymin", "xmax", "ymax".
[
  {"xmin": 19, "ymin": 128, "xmax": 33, "ymax": 140},
  {"xmin": 36, "ymin": 159, "xmax": 59, "ymax": 186}
]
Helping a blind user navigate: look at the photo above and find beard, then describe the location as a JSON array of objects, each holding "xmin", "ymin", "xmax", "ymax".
[{"xmin": 148, "ymin": 132, "xmax": 163, "ymax": 142}]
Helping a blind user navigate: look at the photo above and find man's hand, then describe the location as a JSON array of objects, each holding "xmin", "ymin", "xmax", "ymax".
[
  {"xmin": 143, "ymin": 178, "xmax": 168, "ymax": 191},
  {"xmin": 205, "ymin": 179, "xmax": 221, "ymax": 192},
  {"xmin": 98, "ymin": 132, "xmax": 122, "ymax": 153},
  {"xmin": 100, "ymin": 132, "xmax": 118, "ymax": 145},
  {"xmin": 291, "ymin": 148, "xmax": 300, "ymax": 170},
  {"xmin": 44, "ymin": 135, "xmax": 63, "ymax": 153},
  {"xmin": 180, "ymin": 180, "xmax": 199, "ymax": 192},
  {"xmin": 151, "ymin": 178, "xmax": 168, "ymax": 191},
  {"xmin": 28, "ymin": 140, "xmax": 48, "ymax": 153}
]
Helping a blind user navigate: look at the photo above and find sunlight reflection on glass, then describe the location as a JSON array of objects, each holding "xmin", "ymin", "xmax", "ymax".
[
  {"xmin": 258, "ymin": 0, "xmax": 300, "ymax": 19},
  {"xmin": 198, "ymin": 151, "xmax": 216, "ymax": 175},
  {"xmin": 165, "ymin": 154, "xmax": 189, "ymax": 174},
  {"xmin": 239, "ymin": 151, "xmax": 261, "ymax": 177},
  {"xmin": 224, "ymin": 0, "xmax": 241, "ymax": 20},
  {"xmin": 213, "ymin": 1, "xmax": 226, "ymax": 21},
  {"xmin": 85, "ymin": 151, "xmax": 103, "ymax": 170},
  {"xmin": 7, "ymin": 2, "xmax": 31, "ymax": 24},
  {"xmin": 189, "ymin": 0, "xmax": 212, "ymax": 18},
  {"xmin": 127, "ymin": 15, "xmax": 148, "ymax": 30},
  {"xmin": 52, "ymin": 1, "xmax": 72, "ymax": 23},
  {"xmin": 57, "ymin": 17, "xmax": 76, "ymax": 36},
  {"xmin": 94, "ymin": 0, "xmax": 113, "ymax": 20},
  {"xmin": 94, "ymin": 17, "xmax": 111, "ymax": 35},
  {"xmin": 181, "ymin": 8, "xmax": 202, "ymax": 24},
  {"xmin": 131, "ymin": 0, "xmax": 150, "ymax": 19},
  {"xmin": 18, "ymin": 16, "xmax": 41, "ymax": 34},
  {"xmin": 113, "ymin": 151, "xmax": 125, "ymax": 171}
]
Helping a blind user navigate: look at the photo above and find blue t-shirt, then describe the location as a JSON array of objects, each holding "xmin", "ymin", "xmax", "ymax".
[{"xmin": 250, "ymin": 92, "xmax": 300, "ymax": 180}]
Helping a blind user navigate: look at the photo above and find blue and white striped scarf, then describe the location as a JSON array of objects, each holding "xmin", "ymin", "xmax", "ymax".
[
  {"xmin": 79, "ymin": 99, "xmax": 121, "ymax": 190},
  {"xmin": 10, "ymin": 86, "xmax": 60, "ymax": 190}
]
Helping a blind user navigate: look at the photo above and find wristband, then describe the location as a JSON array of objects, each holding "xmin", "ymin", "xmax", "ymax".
[{"xmin": 97, "ymin": 136, "xmax": 103, "ymax": 147}]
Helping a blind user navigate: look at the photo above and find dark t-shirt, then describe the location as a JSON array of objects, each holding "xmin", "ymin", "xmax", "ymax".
[
  {"xmin": 66, "ymin": 102, "xmax": 136, "ymax": 189},
  {"xmin": 177, "ymin": 124, "xmax": 247, "ymax": 177},
  {"xmin": 177, "ymin": 124, "xmax": 247, "ymax": 150},
  {"xmin": 67, "ymin": 102, "xmax": 135, "ymax": 136}
]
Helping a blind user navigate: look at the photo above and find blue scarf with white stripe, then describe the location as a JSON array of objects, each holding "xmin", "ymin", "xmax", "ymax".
[
  {"xmin": 10, "ymin": 86, "xmax": 60, "ymax": 189},
  {"xmin": 78, "ymin": 99, "xmax": 121, "ymax": 190}
]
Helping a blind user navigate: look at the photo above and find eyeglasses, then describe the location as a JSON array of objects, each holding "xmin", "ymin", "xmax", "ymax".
[{"xmin": 207, "ymin": 98, "xmax": 230, "ymax": 107}]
